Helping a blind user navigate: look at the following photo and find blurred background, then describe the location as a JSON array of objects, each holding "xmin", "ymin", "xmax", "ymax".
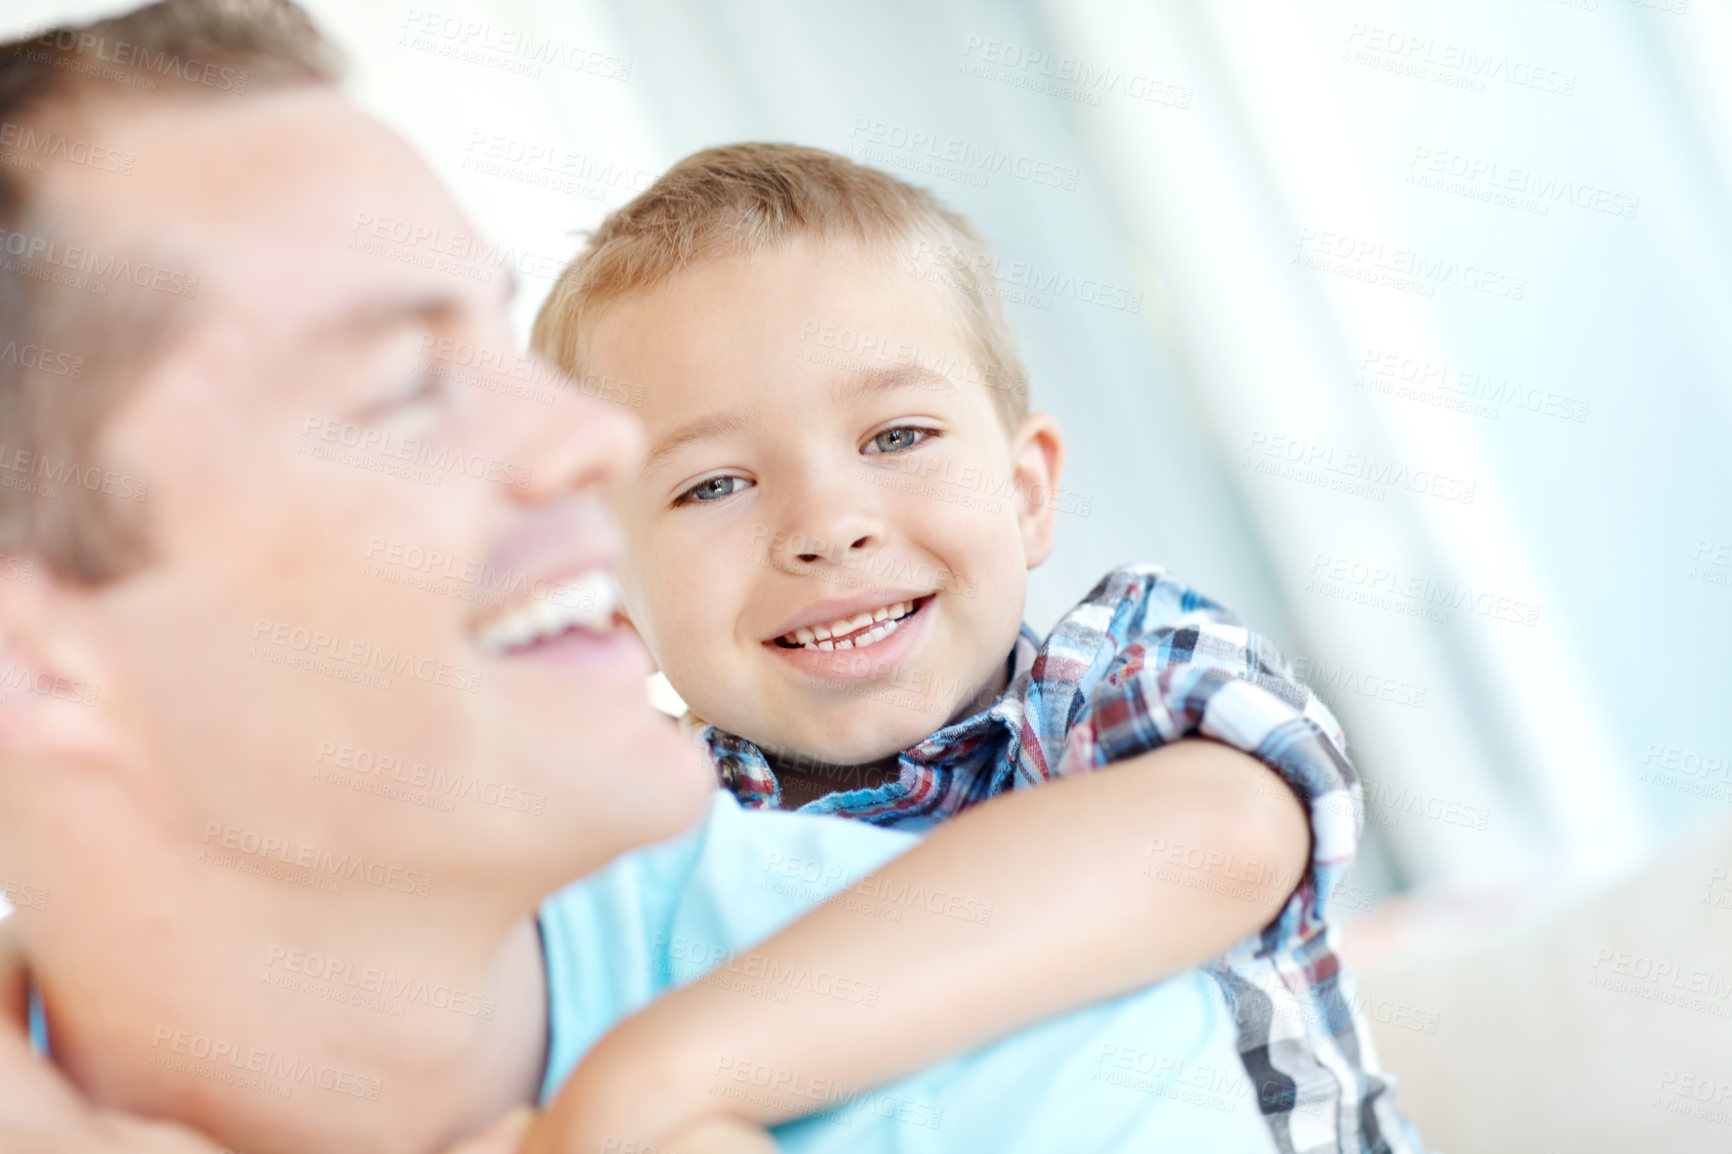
[{"xmin": 9, "ymin": 0, "xmax": 1732, "ymax": 1148}]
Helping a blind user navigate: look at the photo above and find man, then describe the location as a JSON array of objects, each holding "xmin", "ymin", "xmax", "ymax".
[{"xmin": 0, "ymin": 3, "xmax": 1329, "ymax": 1151}]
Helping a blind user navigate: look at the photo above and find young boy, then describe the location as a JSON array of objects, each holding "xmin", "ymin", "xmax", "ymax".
[{"xmin": 533, "ymin": 143, "xmax": 1424, "ymax": 1154}]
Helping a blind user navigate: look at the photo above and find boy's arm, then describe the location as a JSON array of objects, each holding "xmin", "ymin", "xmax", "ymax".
[{"xmin": 531, "ymin": 736, "xmax": 1309, "ymax": 1154}]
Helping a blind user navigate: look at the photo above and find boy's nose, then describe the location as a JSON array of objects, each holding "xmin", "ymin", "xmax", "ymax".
[
  {"xmin": 794, "ymin": 532, "xmax": 878, "ymax": 564},
  {"xmin": 774, "ymin": 477, "xmax": 888, "ymax": 569}
]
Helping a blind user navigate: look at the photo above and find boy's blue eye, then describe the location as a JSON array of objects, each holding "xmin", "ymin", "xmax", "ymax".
[
  {"xmin": 866, "ymin": 427, "xmax": 932, "ymax": 454},
  {"xmin": 676, "ymin": 475, "xmax": 753, "ymax": 505}
]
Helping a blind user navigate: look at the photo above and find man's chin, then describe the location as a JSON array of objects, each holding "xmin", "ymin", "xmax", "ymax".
[{"xmin": 594, "ymin": 717, "xmax": 714, "ymax": 829}]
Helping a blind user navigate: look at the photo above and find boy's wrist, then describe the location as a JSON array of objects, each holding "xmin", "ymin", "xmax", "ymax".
[{"xmin": 544, "ymin": 1001, "xmax": 729, "ymax": 1151}]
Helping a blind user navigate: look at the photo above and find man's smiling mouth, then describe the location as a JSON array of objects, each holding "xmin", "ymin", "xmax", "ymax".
[
  {"xmin": 773, "ymin": 598, "xmax": 925, "ymax": 651},
  {"xmin": 474, "ymin": 569, "xmax": 622, "ymax": 654}
]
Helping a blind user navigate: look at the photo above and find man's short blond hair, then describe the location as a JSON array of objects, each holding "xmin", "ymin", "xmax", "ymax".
[{"xmin": 531, "ymin": 142, "xmax": 1030, "ymax": 432}]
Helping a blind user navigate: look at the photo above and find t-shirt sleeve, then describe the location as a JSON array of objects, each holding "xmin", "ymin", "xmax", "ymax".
[
  {"xmin": 1053, "ymin": 568, "xmax": 1362, "ymax": 954},
  {"xmin": 769, "ymin": 969, "xmax": 1280, "ymax": 1154},
  {"xmin": 537, "ymin": 807, "xmax": 712, "ymax": 1101}
]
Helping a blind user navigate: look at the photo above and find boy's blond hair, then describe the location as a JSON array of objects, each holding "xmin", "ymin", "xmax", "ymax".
[{"xmin": 531, "ymin": 142, "xmax": 1029, "ymax": 431}]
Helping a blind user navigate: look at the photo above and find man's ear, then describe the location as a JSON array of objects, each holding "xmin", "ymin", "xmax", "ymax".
[
  {"xmin": 1009, "ymin": 413, "xmax": 1066, "ymax": 570},
  {"xmin": 0, "ymin": 555, "xmax": 123, "ymax": 767}
]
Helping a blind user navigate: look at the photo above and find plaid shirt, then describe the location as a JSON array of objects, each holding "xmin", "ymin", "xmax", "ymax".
[{"xmin": 704, "ymin": 565, "xmax": 1425, "ymax": 1154}]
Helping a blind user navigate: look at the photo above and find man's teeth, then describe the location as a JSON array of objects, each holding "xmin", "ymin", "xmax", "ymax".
[
  {"xmin": 476, "ymin": 571, "xmax": 619, "ymax": 654},
  {"xmin": 782, "ymin": 601, "xmax": 917, "ymax": 651}
]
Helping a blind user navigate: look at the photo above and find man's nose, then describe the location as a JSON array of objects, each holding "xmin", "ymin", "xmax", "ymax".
[{"xmin": 511, "ymin": 359, "xmax": 645, "ymax": 503}]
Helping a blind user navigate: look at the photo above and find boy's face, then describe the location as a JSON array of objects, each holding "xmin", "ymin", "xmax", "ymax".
[{"xmin": 593, "ymin": 237, "xmax": 1062, "ymax": 765}]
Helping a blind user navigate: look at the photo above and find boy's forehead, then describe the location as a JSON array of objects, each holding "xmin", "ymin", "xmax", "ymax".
[
  {"xmin": 598, "ymin": 236, "xmax": 977, "ymax": 381},
  {"xmin": 579, "ymin": 237, "xmax": 1021, "ymax": 469},
  {"xmin": 641, "ymin": 360, "xmax": 959, "ymax": 471}
]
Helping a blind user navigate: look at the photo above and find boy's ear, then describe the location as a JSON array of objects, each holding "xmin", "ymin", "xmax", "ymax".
[
  {"xmin": 0, "ymin": 555, "xmax": 126, "ymax": 769},
  {"xmin": 617, "ymin": 608, "xmax": 690, "ymax": 719},
  {"xmin": 1009, "ymin": 413, "xmax": 1065, "ymax": 569},
  {"xmin": 613, "ymin": 600, "xmax": 657, "ymax": 668}
]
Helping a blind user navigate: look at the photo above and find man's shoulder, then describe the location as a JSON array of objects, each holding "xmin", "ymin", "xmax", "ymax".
[
  {"xmin": 537, "ymin": 794, "xmax": 920, "ymax": 1102},
  {"xmin": 540, "ymin": 793, "xmax": 918, "ymax": 941}
]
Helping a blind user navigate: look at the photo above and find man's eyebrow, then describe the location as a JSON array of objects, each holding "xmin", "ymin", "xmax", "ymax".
[
  {"xmin": 320, "ymin": 262, "xmax": 514, "ymax": 338},
  {"xmin": 833, "ymin": 363, "xmax": 957, "ymax": 404},
  {"xmin": 318, "ymin": 292, "xmax": 464, "ymax": 337},
  {"xmin": 645, "ymin": 407, "xmax": 756, "ymax": 471}
]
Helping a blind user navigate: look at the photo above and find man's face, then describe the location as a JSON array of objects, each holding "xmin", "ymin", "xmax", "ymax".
[
  {"xmin": 48, "ymin": 88, "xmax": 711, "ymax": 896},
  {"xmin": 594, "ymin": 238, "xmax": 1055, "ymax": 765}
]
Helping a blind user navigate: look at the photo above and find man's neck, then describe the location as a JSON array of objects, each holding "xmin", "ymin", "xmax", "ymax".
[{"xmin": 31, "ymin": 824, "xmax": 550, "ymax": 1154}]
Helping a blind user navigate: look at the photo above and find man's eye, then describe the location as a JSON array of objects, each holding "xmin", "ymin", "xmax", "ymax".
[
  {"xmin": 865, "ymin": 427, "xmax": 933, "ymax": 454},
  {"xmin": 355, "ymin": 370, "xmax": 444, "ymax": 423},
  {"xmin": 675, "ymin": 475, "xmax": 754, "ymax": 505},
  {"xmin": 399, "ymin": 371, "xmax": 444, "ymax": 407}
]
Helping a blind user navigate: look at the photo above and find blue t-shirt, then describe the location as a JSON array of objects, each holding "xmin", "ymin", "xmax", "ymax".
[{"xmin": 539, "ymin": 793, "xmax": 1279, "ymax": 1153}]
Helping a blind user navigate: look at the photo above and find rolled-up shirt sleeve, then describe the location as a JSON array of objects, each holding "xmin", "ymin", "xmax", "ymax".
[{"xmin": 1050, "ymin": 568, "xmax": 1363, "ymax": 954}]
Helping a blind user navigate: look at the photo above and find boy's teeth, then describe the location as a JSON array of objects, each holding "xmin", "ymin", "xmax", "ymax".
[
  {"xmin": 778, "ymin": 600, "xmax": 918, "ymax": 651},
  {"xmin": 476, "ymin": 571, "xmax": 618, "ymax": 654}
]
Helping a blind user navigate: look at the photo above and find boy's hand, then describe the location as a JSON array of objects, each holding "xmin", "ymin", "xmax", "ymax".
[
  {"xmin": 523, "ymin": 1104, "xmax": 777, "ymax": 1154},
  {"xmin": 1, "ymin": 1112, "xmax": 236, "ymax": 1154},
  {"xmin": 0, "ymin": 1109, "xmax": 543, "ymax": 1154},
  {"xmin": 442, "ymin": 1107, "xmax": 538, "ymax": 1154},
  {"xmin": 657, "ymin": 1119, "xmax": 777, "ymax": 1154}
]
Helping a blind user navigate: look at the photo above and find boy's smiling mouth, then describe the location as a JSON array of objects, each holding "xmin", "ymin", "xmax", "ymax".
[{"xmin": 773, "ymin": 597, "xmax": 925, "ymax": 651}]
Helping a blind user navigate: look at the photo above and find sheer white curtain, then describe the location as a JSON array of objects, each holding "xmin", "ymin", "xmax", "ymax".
[{"xmin": 1035, "ymin": 0, "xmax": 1732, "ymax": 896}]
